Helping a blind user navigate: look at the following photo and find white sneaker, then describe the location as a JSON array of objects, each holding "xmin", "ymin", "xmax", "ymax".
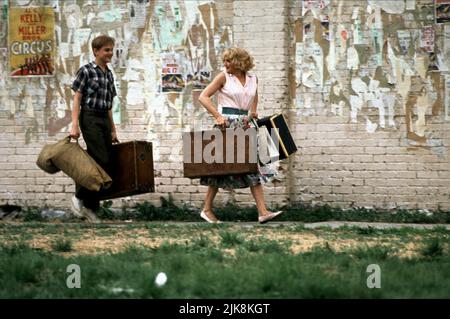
[
  {"xmin": 71, "ymin": 196, "xmax": 84, "ymax": 218},
  {"xmin": 82, "ymin": 207, "xmax": 101, "ymax": 224}
]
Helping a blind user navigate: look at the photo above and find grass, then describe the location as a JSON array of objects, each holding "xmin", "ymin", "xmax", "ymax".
[
  {"xmin": 219, "ymin": 231, "xmax": 244, "ymax": 247},
  {"xmin": 0, "ymin": 222, "xmax": 449, "ymax": 298},
  {"xmin": 0, "ymin": 240, "xmax": 449, "ymax": 298}
]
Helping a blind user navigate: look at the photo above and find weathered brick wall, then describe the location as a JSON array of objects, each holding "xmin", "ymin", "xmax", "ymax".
[
  {"xmin": 0, "ymin": 0, "xmax": 449, "ymax": 212},
  {"xmin": 288, "ymin": 0, "xmax": 450, "ymax": 210},
  {"xmin": 231, "ymin": 0, "xmax": 292, "ymax": 208}
]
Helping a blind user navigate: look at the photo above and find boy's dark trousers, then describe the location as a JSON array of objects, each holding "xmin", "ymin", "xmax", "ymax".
[{"xmin": 75, "ymin": 109, "xmax": 112, "ymax": 211}]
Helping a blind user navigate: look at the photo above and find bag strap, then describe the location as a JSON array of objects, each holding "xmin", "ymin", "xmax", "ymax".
[{"xmin": 250, "ymin": 118, "xmax": 259, "ymax": 129}]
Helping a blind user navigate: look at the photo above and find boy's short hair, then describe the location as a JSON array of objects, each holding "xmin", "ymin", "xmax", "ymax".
[{"xmin": 91, "ymin": 35, "xmax": 115, "ymax": 53}]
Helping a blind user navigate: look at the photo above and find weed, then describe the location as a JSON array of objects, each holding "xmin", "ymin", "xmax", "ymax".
[
  {"xmin": 96, "ymin": 201, "xmax": 115, "ymax": 220},
  {"xmin": 421, "ymin": 238, "xmax": 444, "ymax": 258},
  {"xmin": 219, "ymin": 231, "xmax": 244, "ymax": 247},
  {"xmin": 50, "ymin": 238, "xmax": 73, "ymax": 252},
  {"xmin": 242, "ymin": 239, "xmax": 288, "ymax": 254},
  {"xmin": 351, "ymin": 246, "xmax": 392, "ymax": 260},
  {"xmin": 192, "ymin": 235, "xmax": 211, "ymax": 248},
  {"xmin": 356, "ymin": 226, "xmax": 377, "ymax": 235},
  {"xmin": 22, "ymin": 208, "xmax": 47, "ymax": 222}
]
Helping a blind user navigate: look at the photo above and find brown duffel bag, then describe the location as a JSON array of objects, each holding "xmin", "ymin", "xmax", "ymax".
[{"xmin": 36, "ymin": 136, "xmax": 112, "ymax": 191}]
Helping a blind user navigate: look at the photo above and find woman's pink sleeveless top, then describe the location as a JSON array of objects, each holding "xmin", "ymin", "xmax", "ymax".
[{"xmin": 217, "ymin": 71, "xmax": 257, "ymax": 112}]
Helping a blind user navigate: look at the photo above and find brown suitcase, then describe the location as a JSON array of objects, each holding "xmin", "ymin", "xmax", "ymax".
[
  {"xmin": 97, "ymin": 141, "xmax": 155, "ymax": 200},
  {"xmin": 183, "ymin": 128, "xmax": 258, "ymax": 178}
]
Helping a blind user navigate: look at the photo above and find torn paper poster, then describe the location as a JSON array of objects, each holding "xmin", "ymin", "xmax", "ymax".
[
  {"xmin": 427, "ymin": 52, "xmax": 440, "ymax": 72},
  {"xmin": 162, "ymin": 74, "xmax": 184, "ymax": 93},
  {"xmin": 303, "ymin": 23, "xmax": 313, "ymax": 41},
  {"xmin": 436, "ymin": 0, "xmax": 450, "ymax": 24},
  {"xmin": 302, "ymin": 0, "xmax": 330, "ymax": 19},
  {"xmin": 113, "ymin": 41, "xmax": 127, "ymax": 69},
  {"xmin": 58, "ymin": 43, "xmax": 69, "ymax": 59},
  {"xmin": 187, "ymin": 70, "xmax": 211, "ymax": 91},
  {"xmin": 351, "ymin": 77, "xmax": 369, "ymax": 97},
  {"xmin": 378, "ymin": 1, "xmax": 405, "ymax": 14},
  {"xmin": 302, "ymin": 42, "xmax": 323, "ymax": 89},
  {"xmin": 0, "ymin": 47, "xmax": 7, "ymax": 78},
  {"xmin": 371, "ymin": 94, "xmax": 386, "ymax": 128},
  {"xmin": 337, "ymin": 25, "xmax": 348, "ymax": 60},
  {"xmin": 446, "ymin": 75, "xmax": 450, "ymax": 121},
  {"xmin": 415, "ymin": 90, "xmax": 430, "ymax": 137},
  {"xmin": 329, "ymin": 81, "xmax": 347, "ymax": 116},
  {"xmin": 351, "ymin": 6, "xmax": 359, "ymax": 20},
  {"xmin": 112, "ymin": 96, "xmax": 121, "ymax": 125},
  {"xmin": 347, "ymin": 46, "xmax": 359, "ymax": 70},
  {"xmin": 8, "ymin": 6, "xmax": 56, "ymax": 77},
  {"xmin": 321, "ymin": 19, "xmax": 330, "ymax": 42},
  {"xmin": 366, "ymin": 118, "xmax": 378, "ymax": 133},
  {"xmin": 352, "ymin": 17, "xmax": 365, "ymax": 45},
  {"xmin": 129, "ymin": 0, "xmax": 147, "ymax": 29},
  {"xmin": 435, "ymin": 53, "xmax": 448, "ymax": 72},
  {"xmin": 420, "ymin": 26, "xmax": 435, "ymax": 53},
  {"xmin": 122, "ymin": 68, "xmax": 140, "ymax": 82},
  {"xmin": 326, "ymin": 38, "xmax": 336, "ymax": 72},
  {"xmin": 383, "ymin": 93, "xmax": 397, "ymax": 127},
  {"xmin": 161, "ymin": 52, "xmax": 182, "ymax": 74},
  {"xmin": 370, "ymin": 27, "xmax": 383, "ymax": 66},
  {"xmin": 350, "ymin": 95, "xmax": 363, "ymax": 123},
  {"xmin": 295, "ymin": 42, "xmax": 304, "ymax": 85},
  {"xmin": 0, "ymin": 4, "xmax": 6, "ymax": 46},
  {"xmin": 406, "ymin": 0, "xmax": 416, "ymax": 11},
  {"xmin": 24, "ymin": 95, "xmax": 34, "ymax": 117},
  {"xmin": 444, "ymin": 25, "xmax": 450, "ymax": 70},
  {"xmin": 153, "ymin": 3, "xmax": 185, "ymax": 52},
  {"xmin": 397, "ymin": 30, "xmax": 411, "ymax": 55},
  {"xmin": 75, "ymin": 28, "xmax": 91, "ymax": 46},
  {"xmin": 98, "ymin": 7, "xmax": 122, "ymax": 23},
  {"xmin": 127, "ymin": 81, "xmax": 144, "ymax": 105},
  {"xmin": 331, "ymin": 100, "xmax": 345, "ymax": 117}
]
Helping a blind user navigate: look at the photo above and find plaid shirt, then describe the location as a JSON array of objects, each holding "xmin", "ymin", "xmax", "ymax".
[{"xmin": 71, "ymin": 62, "xmax": 117, "ymax": 111}]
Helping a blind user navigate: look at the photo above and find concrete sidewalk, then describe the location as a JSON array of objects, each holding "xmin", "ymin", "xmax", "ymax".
[
  {"xmin": 233, "ymin": 221, "xmax": 450, "ymax": 229},
  {"xmin": 95, "ymin": 220, "xmax": 450, "ymax": 230},
  {"xmin": 301, "ymin": 221, "xmax": 450, "ymax": 230}
]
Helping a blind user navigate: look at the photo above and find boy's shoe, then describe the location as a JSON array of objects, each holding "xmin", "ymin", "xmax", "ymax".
[
  {"xmin": 71, "ymin": 195, "xmax": 100, "ymax": 223},
  {"xmin": 200, "ymin": 210, "xmax": 221, "ymax": 224},
  {"xmin": 258, "ymin": 211, "xmax": 283, "ymax": 224},
  {"xmin": 82, "ymin": 207, "xmax": 101, "ymax": 224},
  {"xmin": 70, "ymin": 196, "xmax": 84, "ymax": 218}
]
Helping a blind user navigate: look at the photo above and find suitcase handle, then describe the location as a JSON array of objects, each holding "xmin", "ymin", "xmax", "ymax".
[{"xmin": 66, "ymin": 135, "xmax": 79, "ymax": 144}]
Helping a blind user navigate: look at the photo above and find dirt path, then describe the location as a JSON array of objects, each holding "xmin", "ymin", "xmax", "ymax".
[{"xmin": 2, "ymin": 222, "xmax": 444, "ymax": 258}]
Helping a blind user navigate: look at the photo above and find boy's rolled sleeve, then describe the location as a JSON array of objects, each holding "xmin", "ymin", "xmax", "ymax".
[
  {"xmin": 71, "ymin": 68, "xmax": 87, "ymax": 93},
  {"xmin": 111, "ymin": 83, "xmax": 117, "ymax": 98}
]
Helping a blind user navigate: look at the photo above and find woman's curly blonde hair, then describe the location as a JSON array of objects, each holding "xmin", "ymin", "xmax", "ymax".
[{"xmin": 222, "ymin": 47, "xmax": 255, "ymax": 72}]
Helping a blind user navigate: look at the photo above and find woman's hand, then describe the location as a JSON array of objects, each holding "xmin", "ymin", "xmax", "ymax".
[
  {"xmin": 215, "ymin": 115, "xmax": 228, "ymax": 128},
  {"xmin": 111, "ymin": 131, "xmax": 119, "ymax": 143},
  {"xmin": 70, "ymin": 125, "xmax": 80, "ymax": 139},
  {"xmin": 250, "ymin": 112, "xmax": 258, "ymax": 119}
]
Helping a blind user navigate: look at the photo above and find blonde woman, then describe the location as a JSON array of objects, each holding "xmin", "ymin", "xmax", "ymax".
[{"xmin": 198, "ymin": 47, "xmax": 282, "ymax": 224}]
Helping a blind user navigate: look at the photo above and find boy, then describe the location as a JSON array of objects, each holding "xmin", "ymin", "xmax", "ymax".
[{"xmin": 69, "ymin": 35, "xmax": 119, "ymax": 223}]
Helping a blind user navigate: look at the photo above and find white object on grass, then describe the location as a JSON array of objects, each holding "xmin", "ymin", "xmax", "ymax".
[{"xmin": 155, "ymin": 272, "xmax": 167, "ymax": 287}]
